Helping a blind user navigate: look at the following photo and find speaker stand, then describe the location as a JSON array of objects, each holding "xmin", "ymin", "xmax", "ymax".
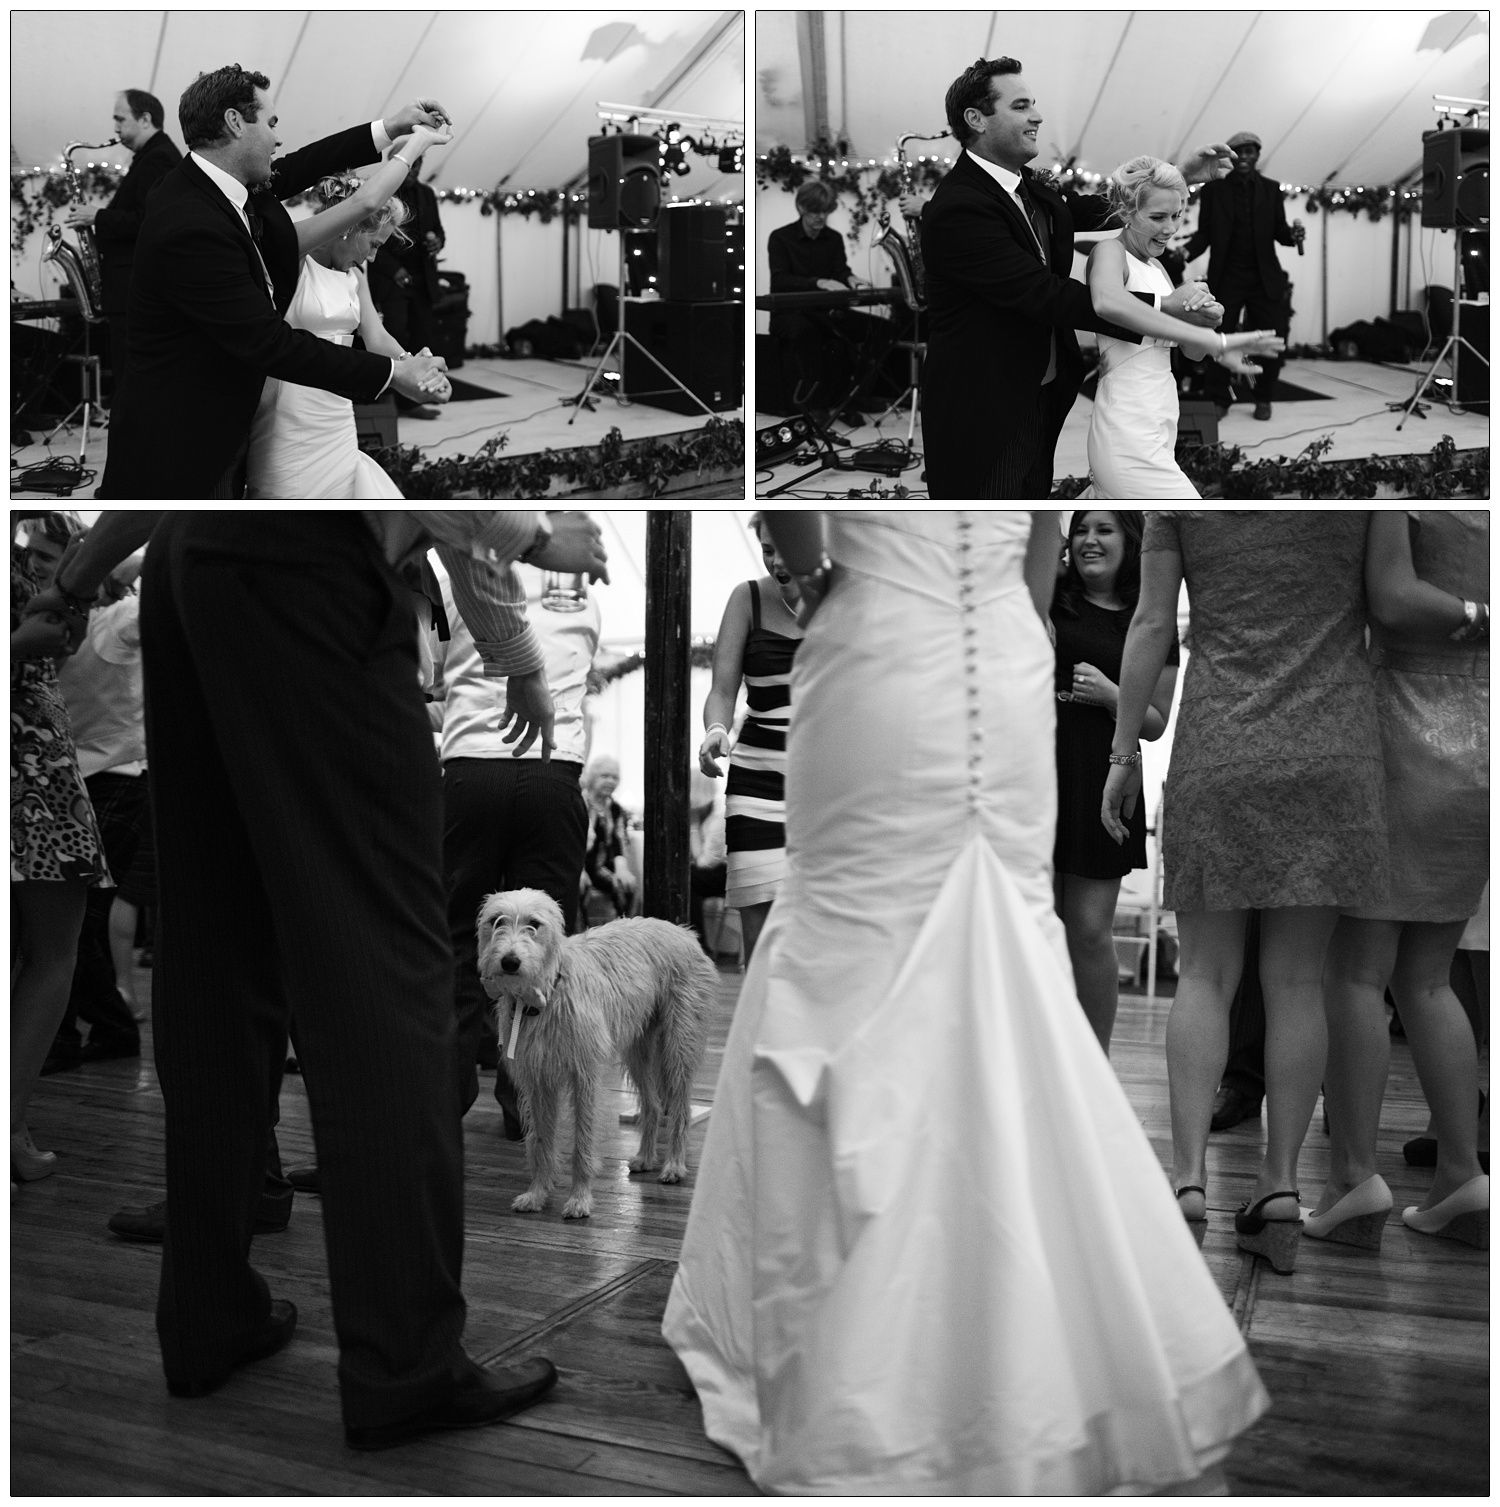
[
  {"xmin": 43, "ymin": 319, "xmax": 108, "ymax": 464},
  {"xmin": 1393, "ymin": 234, "xmax": 1489, "ymax": 429},
  {"xmin": 568, "ymin": 239, "xmax": 716, "ymax": 424}
]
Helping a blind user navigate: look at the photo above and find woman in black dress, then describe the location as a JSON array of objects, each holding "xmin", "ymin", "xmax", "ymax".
[{"xmin": 1052, "ymin": 511, "xmax": 1178, "ymax": 1052}]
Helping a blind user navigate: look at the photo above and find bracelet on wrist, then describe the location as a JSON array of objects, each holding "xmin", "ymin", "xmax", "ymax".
[
  {"xmin": 1107, "ymin": 750, "xmax": 1142, "ymax": 767},
  {"xmin": 704, "ymin": 723, "xmax": 729, "ymax": 741},
  {"xmin": 1450, "ymin": 600, "xmax": 1489, "ymax": 643}
]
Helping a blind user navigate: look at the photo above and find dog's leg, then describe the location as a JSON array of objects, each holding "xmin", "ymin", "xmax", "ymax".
[
  {"xmin": 625, "ymin": 1036, "xmax": 662, "ymax": 1174},
  {"xmin": 560, "ymin": 1068, "xmax": 599, "ymax": 1220},
  {"xmin": 659, "ymin": 976, "xmax": 712, "ymax": 1183},
  {"xmin": 512, "ymin": 1074, "xmax": 557, "ymax": 1213}
]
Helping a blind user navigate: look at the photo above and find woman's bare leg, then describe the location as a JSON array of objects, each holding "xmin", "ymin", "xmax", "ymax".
[
  {"xmin": 738, "ymin": 901, "xmax": 773, "ymax": 964},
  {"xmin": 1254, "ymin": 906, "xmax": 1340, "ymax": 1216},
  {"xmin": 12, "ymin": 880, "xmax": 89, "ymax": 1134},
  {"xmin": 1392, "ymin": 920, "xmax": 1484, "ymax": 1208},
  {"xmin": 1168, "ymin": 909, "xmax": 1250, "ymax": 1219},
  {"xmin": 1060, "ymin": 873, "xmax": 1124, "ymax": 1053},
  {"xmin": 1316, "ymin": 916, "xmax": 1399, "ymax": 1213}
]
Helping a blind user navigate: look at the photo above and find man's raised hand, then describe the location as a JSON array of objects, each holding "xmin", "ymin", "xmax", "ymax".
[
  {"xmin": 384, "ymin": 99, "xmax": 452, "ymax": 137},
  {"xmin": 1177, "ymin": 144, "xmax": 1237, "ymax": 184}
]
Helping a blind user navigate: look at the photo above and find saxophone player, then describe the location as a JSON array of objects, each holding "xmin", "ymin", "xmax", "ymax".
[{"xmin": 66, "ymin": 91, "xmax": 182, "ymax": 411}]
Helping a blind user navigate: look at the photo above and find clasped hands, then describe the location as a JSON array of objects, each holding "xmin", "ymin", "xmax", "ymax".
[{"xmin": 392, "ymin": 349, "xmax": 450, "ymax": 404}]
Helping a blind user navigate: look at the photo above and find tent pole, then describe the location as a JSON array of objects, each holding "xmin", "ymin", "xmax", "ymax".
[
  {"xmin": 562, "ymin": 209, "xmax": 570, "ymax": 316},
  {"xmin": 643, "ymin": 512, "xmax": 692, "ymax": 926},
  {"xmin": 495, "ymin": 211, "xmax": 505, "ymax": 346},
  {"xmin": 1320, "ymin": 206, "xmax": 1329, "ymax": 348},
  {"xmin": 796, "ymin": 11, "xmax": 831, "ymax": 149},
  {"xmin": 1389, "ymin": 208, "xmax": 1401, "ymax": 318}
]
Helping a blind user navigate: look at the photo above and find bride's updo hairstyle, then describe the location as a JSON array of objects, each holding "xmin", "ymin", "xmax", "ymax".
[
  {"xmin": 1105, "ymin": 156, "xmax": 1187, "ymax": 228},
  {"xmin": 312, "ymin": 173, "xmax": 413, "ymax": 245}
]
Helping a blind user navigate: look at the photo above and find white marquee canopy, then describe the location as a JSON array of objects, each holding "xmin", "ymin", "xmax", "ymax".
[
  {"xmin": 756, "ymin": 10, "xmax": 1489, "ymax": 190},
  {"xmin": 14, "ymin": 10, "xmax": 743, "ymax": 201}
]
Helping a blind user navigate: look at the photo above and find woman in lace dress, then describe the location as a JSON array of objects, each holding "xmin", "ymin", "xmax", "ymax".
[
  {"xmin": 247, "ymin": 123, "xmax": 452, "ymax": 498},
  {"xmin": 665, "ymin": 511, "xmax": 1268, "ymax": 1494},
  {"xmin": 1105, "ymin": 512, "xmax": 1390, "ymax": 1273}
]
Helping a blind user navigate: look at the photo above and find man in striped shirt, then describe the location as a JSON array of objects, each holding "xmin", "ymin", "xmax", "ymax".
[{"xmin": 28, "ymin": 510, "xmax": 607, "ymax": 1449}]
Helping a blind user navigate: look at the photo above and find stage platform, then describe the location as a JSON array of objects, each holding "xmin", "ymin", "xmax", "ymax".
[
  {"xmin": 11, "ymin": 356, "xmax": 742, "ymax": 501},
  {"xmin": 754, "ymin": 357, "xmax": 1488, "ymax": 499}
]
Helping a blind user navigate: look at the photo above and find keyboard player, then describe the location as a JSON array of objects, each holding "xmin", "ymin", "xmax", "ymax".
[{"xmin": 766, "ymin": 179, "xmax": 893, "ymax": 420}]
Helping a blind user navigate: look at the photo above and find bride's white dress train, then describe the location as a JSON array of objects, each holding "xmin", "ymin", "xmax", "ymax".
[
  {"xmin": 663, "ymin": 511, "xmax": 1267, "ymax": 1495},
  {"xmin": 247, "ymin": 257, "xmax": 402, "ymax": 499}
]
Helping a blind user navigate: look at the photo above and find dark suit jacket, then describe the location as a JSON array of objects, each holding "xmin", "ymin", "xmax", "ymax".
[
  {"xmin": 369, "ymin": 179, "xmax": 445, "ymax": 308},
  {"xmin": 1183, "ymin": 172, "xmax": 1297, "ymax": 298},
  {"xmin": 93, "ymin": 131, "xmax": 183, "ymax": 315},
  {"xmin": 919, "ymin": 152, "xmax": 1144, "ymax": 498},
  {"xmin": 101, "ymin": 124, "xmax": 393, "ymax": 499}
]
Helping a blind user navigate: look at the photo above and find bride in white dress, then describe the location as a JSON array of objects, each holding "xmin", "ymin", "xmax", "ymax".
[
  {"xmin": 247, "ymin": 123, "xmax": 452, "ymax": 499},
  {"xmin": 1080, "ymin": 157, "xmax": 1282, "ymax": 499},
  {"xmin": 663, "ymin": 511, "xmax": 1269, "ymax": 1495}
]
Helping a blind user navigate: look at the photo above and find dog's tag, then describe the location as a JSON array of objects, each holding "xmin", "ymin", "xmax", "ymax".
[{"xmin": 506, "ymin": 1007, "xmax": 523, "ymax": 1061}]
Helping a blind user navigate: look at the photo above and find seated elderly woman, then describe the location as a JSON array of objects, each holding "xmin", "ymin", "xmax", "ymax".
[
  {"xmin": 765, "ymin": 178, "xmax": 894, "ymax": 419},
  {"xmin": 578, "ymin": 756, "xmax": 638, "ymax": 929}
]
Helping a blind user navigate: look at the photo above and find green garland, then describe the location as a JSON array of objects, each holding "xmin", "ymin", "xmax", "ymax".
[
  {"xmin": 757, "ymin": 144, "xmax": 1422, "ymax": 228},
  {"xmin": 10, "ymin": 163, "xmax": 125, "ymax": 243},
  {"xmin": 586, "ymin": 640, "xmax": 717, "ymax": 694},
  {"xmin": 372, "ymin": 417, "xmax": 743, "ymax": 500},
  {"xmin": 1054, "ymin": 435, "xmax": 1487, "ymax": 500}
]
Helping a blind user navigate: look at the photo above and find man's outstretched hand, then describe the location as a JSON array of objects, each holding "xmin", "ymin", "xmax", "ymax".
[
  {"xmin": 1161, "ymin": 281, "xmax": 1224, "ymax": 328},
  {"xmin": 384, "ymin": 99, "xmax": 452, "ymax": 137},
  {"xmin": 531, "ymin": 512, "xmax": 610, "ymax": 584}
]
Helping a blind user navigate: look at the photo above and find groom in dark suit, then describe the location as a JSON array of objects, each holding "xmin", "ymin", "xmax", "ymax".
[
  {"xmin": 100, "ymin": 65, "xmax": 449, "ymax": 499},
  {"xmin": 920, "ymin": 57, "xmax": 1232, "ymax": 499}
]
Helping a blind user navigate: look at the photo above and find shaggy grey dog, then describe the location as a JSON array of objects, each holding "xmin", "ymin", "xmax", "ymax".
[{"xmin": 477, "ymin": 888, "xmax": 716, "ymax": 1219}]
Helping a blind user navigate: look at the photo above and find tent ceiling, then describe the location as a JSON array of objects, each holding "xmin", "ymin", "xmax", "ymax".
[
  {"xmin": 756, "ymin": 10, "xmax": 1488, "ymax": 187},
  {"xmin": 14, "ymin": 11, "xmax": 744, "ymax": 202}
]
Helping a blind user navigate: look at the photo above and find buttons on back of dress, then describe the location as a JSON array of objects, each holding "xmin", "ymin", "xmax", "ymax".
[{"xmin": 956, "ymin": 513, "xmax": 984, "ymax": 812}]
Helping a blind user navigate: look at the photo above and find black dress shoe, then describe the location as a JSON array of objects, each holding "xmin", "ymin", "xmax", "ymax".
[
  {"xmin": 166, "ymin": 1299, "xmax": 298, "ymax": 1397},
  {"xmin": 109, "ymin": 1197, "xmax": 291, "ymax": 1242},
  {"xmin": 1253, "ymin": 402, "xmax": 1272, "ymax": 421},
  {"xmin": 40, "ymin": 1043, "xmax": 83, "ymax": 1076},
  {"xmin": 1210, "ymin": 1083, "xmax": 1263, "ymax": 1133},
  {"xmin": 345, "ymin": 1357, "xmax": 558, "ymax": 1451},
  {"xmin": 287, "ymin": 1164, "xmax": 321, "ymax": 1194}
]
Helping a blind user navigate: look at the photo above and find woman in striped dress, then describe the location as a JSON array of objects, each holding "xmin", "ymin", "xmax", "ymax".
[{"xmin": 699, "ymin": 518, "xmax": 804, "ymax": 961}]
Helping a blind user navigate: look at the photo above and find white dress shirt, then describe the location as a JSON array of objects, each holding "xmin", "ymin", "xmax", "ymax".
[{"xmin": 190, "ymin": 120, "xmax": 397, "ymax": 394}]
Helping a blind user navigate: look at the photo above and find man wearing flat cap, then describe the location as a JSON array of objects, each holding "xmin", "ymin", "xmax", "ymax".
[{"xmin": 1183, "ymin": 130, "xmax": 1305, "ymax": 419}]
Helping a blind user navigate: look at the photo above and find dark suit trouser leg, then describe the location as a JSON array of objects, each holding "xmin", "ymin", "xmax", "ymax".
[
  {"xmin": 106, "ymin": 314, "xmax": 133, "ymax": 411},
  {"xmin": 142, "ymin": 513, "xmax": 468, "ymax": 1427},
  {"xmin": 1221, "ymin": 910, "xmax": 1266, "ymax": 1098},
  {"xmin": 444, "ymin": 758, "xmax": 587, "ymax": 1118},
  {"xmin": 981, "ymin": 388, "xmax": 1046, "ymax": 499},
  {"xmin": 1019, "ymin": 380, "xmax": 1075, "ymax": 500}
]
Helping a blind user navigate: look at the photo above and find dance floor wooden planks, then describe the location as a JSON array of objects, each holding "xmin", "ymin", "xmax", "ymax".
[{"xmin": 12, "ymin": 967, "xmax": 1488, "ymax": 1495}]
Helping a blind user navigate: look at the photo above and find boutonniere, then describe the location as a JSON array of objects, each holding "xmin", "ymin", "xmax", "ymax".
[{"xmin": 1027, "ymin": 166, "xmax": 1058, "ymax": 191}]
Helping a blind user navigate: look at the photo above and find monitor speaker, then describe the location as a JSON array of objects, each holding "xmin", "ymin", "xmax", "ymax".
[
  {"xmin": 623, "ymin": 299, "xmax": 742, "ymax": 415},
  {"xmin": 587, "ymin": 135, "xmax": 662, "ymax": 230},
  {"xmin": 657, "ymin": 204, "xmax": 728, "ymax": 301}
]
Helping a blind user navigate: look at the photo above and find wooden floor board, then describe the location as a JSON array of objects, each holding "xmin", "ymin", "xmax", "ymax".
[{"xmin": 12, "ymin": 965, "xmax": 1486, "ymax": 1494}]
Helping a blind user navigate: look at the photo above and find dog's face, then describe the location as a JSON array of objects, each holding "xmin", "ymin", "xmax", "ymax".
[{"xmin": 477, "ymin": 888, "xmax": 567, "ymax": 1009}]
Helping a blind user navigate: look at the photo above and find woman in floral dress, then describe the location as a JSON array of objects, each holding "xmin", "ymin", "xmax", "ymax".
[{"xmin": 11, "ymin": 513, "xmax": 112, "ymax": 1183}]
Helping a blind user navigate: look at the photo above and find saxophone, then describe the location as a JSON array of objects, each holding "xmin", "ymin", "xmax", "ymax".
[
  {"xmin": 873, "ymin": 130, "xmax": 949, "ymax": 310},
  {"xmin": 40, "ymin": 139, "xmax": 117, "ymax": 322}
]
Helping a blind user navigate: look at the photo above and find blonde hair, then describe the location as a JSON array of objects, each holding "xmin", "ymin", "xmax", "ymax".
[
  {"xmin": 1106, "ymin": 156, "xmax": 1187, "ymax": 226},
  {"xmin": 312, "ymin": 174, "xmax": 413, "ymax": 244}
]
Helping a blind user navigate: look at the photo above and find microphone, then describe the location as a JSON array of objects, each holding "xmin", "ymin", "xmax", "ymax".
[{"xmin": 1294, "ymin": 218, "xmax": 1305, "ymax": 256}]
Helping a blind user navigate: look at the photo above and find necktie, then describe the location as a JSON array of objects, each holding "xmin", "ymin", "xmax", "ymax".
[
  {"xmin": 1016, "ymin": 179, "xmax": 1058, "ymax": 386},
  {"xmin": 243, "ymin": 199, "xmax": 276, "ymax": 305}
]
